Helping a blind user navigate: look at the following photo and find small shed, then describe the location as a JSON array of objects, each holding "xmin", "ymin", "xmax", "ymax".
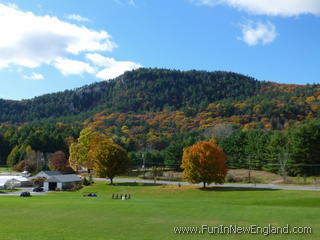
[{"xmin": 43, "ymin": 174, "xmax": 82, "ymax": 191}]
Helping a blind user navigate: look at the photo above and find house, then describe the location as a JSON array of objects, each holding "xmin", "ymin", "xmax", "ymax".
[
  {"xmin": 0, "ymin": 176, "xmax": 31, "ymax": 190},
  {"xmin": 0, "ymin": 178, "xmax": 7, "ymax": 190},
  {"xmin": 12, "ymin": 176, "xmax": 32, "ymax": 187},
  {"xmin": 43, "ymin": 174, "xmax": 82, "ymax": 191},
  {"xmin": 32, "ymin": 170, "xmax": 61, "ymax": 179}
]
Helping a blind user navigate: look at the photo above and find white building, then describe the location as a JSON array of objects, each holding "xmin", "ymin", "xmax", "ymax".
[
  {"xmin": 0, "ymin": 176, "xmax": 31, "ymax": 190},
  {"xmin": 43, "ymin": 174, "xmax": 82, "ymax": 191}
]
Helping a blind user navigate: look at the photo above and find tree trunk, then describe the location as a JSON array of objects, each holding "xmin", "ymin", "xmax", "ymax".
[
  {"xmin": 203, "ymin": 182, "xmax": 206, "ymax": 188},
  {"xmin": 110, "ymin": 178, "xmax": 113, "ymax": 185}
]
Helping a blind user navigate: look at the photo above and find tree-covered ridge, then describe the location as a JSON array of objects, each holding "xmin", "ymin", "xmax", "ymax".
[
  {"xmin": 103, "ymin": 68, "xmax": 261, "ymax": 112},
  {"xmin": 1, "ymin": 68, "xmax": 318, "ymax": 124},
  {"xmin": 0, "ymin": 68, "xmax": 263, "ymax": 123},
  {"xmin": 0, "ymin": 83, "xmax": 109, "ymax": 123}
]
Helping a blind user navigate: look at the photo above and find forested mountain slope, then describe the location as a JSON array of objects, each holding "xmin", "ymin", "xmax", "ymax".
[
  {"xmin": 0, "ymin": 68, "xmax": 263, "ymax": 123},
  {"xmin": 1, "ymin": 68, "xmax": 320, "ymax": 175}
]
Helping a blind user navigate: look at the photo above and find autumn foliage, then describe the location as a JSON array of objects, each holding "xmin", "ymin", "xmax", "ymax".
[
  {"xmin": 181, "ymin": 141, "xmax": 227, "ymax": 188},
  {"xmin": 48, "ymin": 151, "xmax": 74, "ymax": 174},
  {"xmin": 68, "ymin": 127, "xmax": 130, "ymax": 184},
  {"xmin": 92, "ymin": 139, "xmax": 130, "ymax": 184}
]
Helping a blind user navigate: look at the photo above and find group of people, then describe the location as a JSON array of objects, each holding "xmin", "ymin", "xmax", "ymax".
[{"xmin": 112, "ymin": 193, "xmax": 131, "ymax": 200}]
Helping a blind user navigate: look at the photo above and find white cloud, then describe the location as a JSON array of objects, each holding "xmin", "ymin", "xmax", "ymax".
[
  {"xmin": 128, "ymin": 0, "xmax": 136, "ymax": 6},
  {"xmin": 67, "ymin": 14, "xmax": 90, "ymax": 22},
  {"xmin": 53, "ymin": 58, "xmax": 95, "ymax": 75},
  {"xmin": 0, "ymin": 3, "xmax": 116, "ymax": 69},
  {"xmin": 0, "ymin": 3, "xmax": 141, "ymax": 80},
  {"xmin": 195, "ymin": 0, "xmax": 320, "ymax": 16},
  {"xmin": 114, "ymin": 0, "xmax": 136, "ymax": 7},
  {"xmin": 23, "ymin": 72, "xmax": 44, "ymax": 80},
  {"xmin": 238, "ymin": 21, "xmax": 278, "ymax": 46},
  {"xmin": 86, "ymin": 53, "xmax": 142, "ymax": 80}
]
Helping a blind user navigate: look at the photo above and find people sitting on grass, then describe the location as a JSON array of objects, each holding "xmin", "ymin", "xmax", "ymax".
[
  {"xmin": 112, "ymin": 193, "xmax": 131, "ymax": 199},
  {"xmin": 83, "ymin": 192, "xmax": 97, "ymax": 197}
]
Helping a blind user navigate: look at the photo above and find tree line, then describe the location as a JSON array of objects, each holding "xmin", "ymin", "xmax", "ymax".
[
  {"xmin": 218, "ymin": 120, "xmax": 320, "ymax": 176},
  {"xmin": 1, "ymin": 119, "xmax": 320, "ymax": 177}
]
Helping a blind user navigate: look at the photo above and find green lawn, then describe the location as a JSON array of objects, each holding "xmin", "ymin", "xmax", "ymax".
[
  {"xmin": 0, "ymin": 167, "xmax": 11, "ymax": 172},
  {"xmin": 0, "ymin": 188, "xmax": 20, "ymax": 193},
  {"xmin": 0, "ymin": 182, "xmax": 319, "ymax": 240}
]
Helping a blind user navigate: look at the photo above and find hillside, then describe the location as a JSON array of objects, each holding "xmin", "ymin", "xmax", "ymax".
[
  {"xmin": 0, "ymin": 68, "xmax": 264, "ymax": 123},
  {"xmin": 1, "ymin": 68, "xmax": 316, "ymax": 129},
  {"xmin": 1, "ymin": 68, "xmax": 320, "ymax": 175}
]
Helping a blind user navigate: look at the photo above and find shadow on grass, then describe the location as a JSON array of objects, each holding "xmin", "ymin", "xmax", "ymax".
[
  {"xmin": 113, "ymin": 182, "xmax": 161, "ymax": 187},
  {"xmin": 200, "ymin": 187, "xmax": 279, "ymax": 192}
]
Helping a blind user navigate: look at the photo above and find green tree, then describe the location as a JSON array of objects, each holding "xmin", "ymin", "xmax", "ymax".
[
  {"xmin": 265, "ymin": 131, "xmax": 288, "ymax": 173},
  {"xmin": 288, "ymin": 120, "xmax": 320, "ymax": 176},
  {"xmin": 219, "ymin": 130, "xmax": 247, "ymax": 169},
  {"xmin": 6, "ymin": 145, "xmax": 20, "ymax": 167}
]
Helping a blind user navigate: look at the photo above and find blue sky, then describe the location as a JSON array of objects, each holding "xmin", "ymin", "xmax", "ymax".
[{"xmin": 0, "ymin": 0, "xmax": 319, "ymax": 100}]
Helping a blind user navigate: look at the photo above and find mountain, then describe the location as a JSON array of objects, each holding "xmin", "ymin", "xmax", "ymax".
[
  {"xmin": 0, "ymin": 67, "xmax": 318, "ymax": 129},
  {"xmin": 1, "ymin": 68, "xmax": 320, "ymax": 173},
  {"xmin": 0, "ymin": 68, "xmax": 263, "ymax": 123}
]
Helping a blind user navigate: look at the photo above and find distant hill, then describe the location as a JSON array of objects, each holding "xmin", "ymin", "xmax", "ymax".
[
  {"xmin": 0, "ymin": 68, "xmax": 262, "ymax": 123},
  {"xmin": 0, "ymin": 68, "xmax": 318, "ymax": 127}
]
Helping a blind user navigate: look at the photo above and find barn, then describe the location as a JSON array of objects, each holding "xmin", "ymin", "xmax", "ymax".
[
  {"xmin": 33, "ymin": 170, "xmax": 61, "ymax": 179},
  {"xmin": 43, "ymin": 174, "xmax": 82, "ymax": 191}
]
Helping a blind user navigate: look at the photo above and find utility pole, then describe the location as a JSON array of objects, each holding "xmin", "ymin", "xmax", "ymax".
[
  {"xmin": 248, "ymin": 155, "xmax": 251, "ymax": 183},
  {"xmin": 142, "ymin": 153, "xmax": 145, "ymax": 169},
  {"xmin": 141, "ymin": 153, "xmax": 146, "ymax": 178},
  {"xmin": 279, "ymin": 150, "xmax": 289, "ymax": 183}
]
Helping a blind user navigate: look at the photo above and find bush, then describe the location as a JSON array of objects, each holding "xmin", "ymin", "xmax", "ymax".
[
  {"xmin": 225, "ymin": 173, "xmax": 237, "ymax": 183},
  {"xmin": 69, "ymin": 184, "xmax": 83, "ymax": 191},
  {"xmin": 225, "ymin": 173, "xmax": 262, "ymax": 183},
  {"xmin": 14, "ymin": 160, "xmax": 36, "ymax": 173},
  {"xmin": 31, "ymin": 177, "xmax": 46, "ymax": 187},
  {"xmin": 83, "ymin": 177, "xmax": 91, "ymax": 186}
]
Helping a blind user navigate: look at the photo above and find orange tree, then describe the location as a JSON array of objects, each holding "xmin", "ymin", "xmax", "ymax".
[
  {"xmin": 181, "ymin": 141, "xmax": 227, "ymax": 188},
  {"xmin": 48, "ymin": 151, "xmax": 73, "ymax": 174}
]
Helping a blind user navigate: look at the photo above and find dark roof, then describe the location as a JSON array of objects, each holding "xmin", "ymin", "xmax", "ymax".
[{"xmin": 45, "ymin": 174, "xmax": 82, "ymax": 183}]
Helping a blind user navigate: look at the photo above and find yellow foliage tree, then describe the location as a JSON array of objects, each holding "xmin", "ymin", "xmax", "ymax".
[
  {"xmin": 69, "ymin": 127, "xmax": 106, "ymax": 171},
  {"xmin": 92, "ymin": 139, "xmax": 130, "ymax": 184},
  {"xmin": 181, "ymin": 141, "xmax": 227, "ymax": 188},
  {"xmin": 306, "ymin": 96, "xmax": 316, "ymax": 104},
  {"xmin": 69, "ymin": 127, "xmax": 130, "ymax": 184}
]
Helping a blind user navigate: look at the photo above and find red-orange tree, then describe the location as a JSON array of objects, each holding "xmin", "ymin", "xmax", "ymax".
[
  {"xmin": 49, "ymin": 151, "xmax": 74, "ymax": 174},
  {"xmin": 181, "ymin": 141, "xmax": 227, "ymax": 188}
]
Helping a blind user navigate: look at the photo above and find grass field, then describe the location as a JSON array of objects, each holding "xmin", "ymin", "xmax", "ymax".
[
  {"xmin": 0, "ymin": 189, "xmax": 20, "ymax": 193},
  {"xmin": 0, "ymin": 182, "xmax": 319, "ymax": 240},
  {"xmin": 0, "ymin": 167, "xmax": 11, "ymax": 172}
]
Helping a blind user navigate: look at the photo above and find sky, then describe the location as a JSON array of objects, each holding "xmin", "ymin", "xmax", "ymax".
[{"xmin": 0, "ymin": 0, "xmax": 319, "ymax": 100}]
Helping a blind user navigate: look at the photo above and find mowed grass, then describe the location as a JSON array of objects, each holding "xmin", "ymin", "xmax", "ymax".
[
  {"xmin": 0, "ymin": 182, "xmax": 319, "ymax": 240},
  {"xmin": 0, "ymin": 167, "xmax": 11, "ymax": 172}
]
